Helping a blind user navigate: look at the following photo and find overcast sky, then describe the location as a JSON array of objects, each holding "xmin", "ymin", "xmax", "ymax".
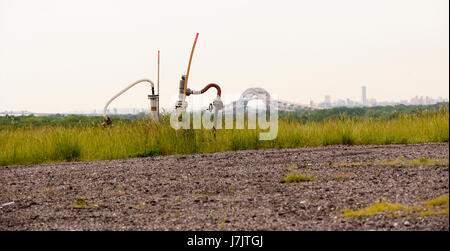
[{"xmin": 0, "ymin": 0, "xmax": 448, "ymax": 113}]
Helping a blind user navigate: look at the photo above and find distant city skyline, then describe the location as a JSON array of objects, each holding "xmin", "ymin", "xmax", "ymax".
[
  {"xmin": 1, "ymin": 90, "xmax": 448, "ymax": 116},
  {"xmin": 315, "ymin": 93, "xmax": 448, "ymax": 109},
  {"xmin": 315, "ymin": 85, "xmax": 449, "ymax": 108}
]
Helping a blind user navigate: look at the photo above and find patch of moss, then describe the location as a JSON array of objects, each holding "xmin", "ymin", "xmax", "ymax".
[
  {"xmin": 418, "ymin": 195, "xmax": 449, "ymax": 216},
  {"xmin": 420, "ymin": 209, "xmax": 449, "ymax": 216},
  {"xmin": 135, "ymin": 202, "xmax": 146, "ymax": 209},
  {"xmin": 342, "ymin": 195, "xmax": 449, "ymax": 217},
  {"xmin": 281, "ymin": 172, "xmax": 316, "ymax": 183},
  {"xmin": 331, "ymin": 158, "xmax": 449, "ymax": 168},
  {"xmin": 408, "ymin": 158, "xmax": 449, "ymax": 166},
  {"xmin": 70, "ymin": 198, "xmax": 100, "ymax": 209},
  {"xmin": 377, "ymin": 157, "xmax": 448, "ymax": 167},
  {"xmin": 424, "ymin": 195, "xmax": 449, "ymax": 207},
  {"xmin": 343, "ymin": 202, "xmax": 405, "ymax": 217}
]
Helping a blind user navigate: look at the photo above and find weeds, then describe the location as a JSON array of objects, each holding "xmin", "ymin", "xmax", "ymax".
[
  {"xmin": 135, "ymin": 203, "xmax": 146, "ymax": 209},
  {"xmin": 331, "ymin": 158, "xmax": 449, "ymax": 168},
  {"xmin": 51, "ymin": 135, "xmax": 81, "ymax": 162},
  {"xmin": 343, "ymin": 202, "xmax": 406, "ymax": 217},
  {"xmin": 377, "ymin": 158, "xmax": 448, "ymax": 167},
  {"xmin": 408, "ymin": 158, "xmax": 449, "ymax": 166},
  {"xmin": 281, "ymin": 172, "xmax": 316, "ymax": 183},
  {"xmin": 342, "ymin": 195, "xmax": 449, "ymax": 217},
  {"xmin": 0, "ymin": 108, "xmax": 448, "ymax": 166},
  {"xmin": 70, "ymin": 198, "xmax": 100, "ymax": 209}
]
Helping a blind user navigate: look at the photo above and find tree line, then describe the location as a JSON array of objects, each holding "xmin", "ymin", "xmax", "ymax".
[{"xmin": 1, "ymin": 102, "xmax": 448, "ymax": 129}]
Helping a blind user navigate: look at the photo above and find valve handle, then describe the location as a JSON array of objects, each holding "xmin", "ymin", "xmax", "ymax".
[
  {"xmin": 207, "ymin": 103, "xmax": 213, "ymax": 112},
  {"xmin": 102, "ymin": 116, "xmax": 112, "ymax": 127}
]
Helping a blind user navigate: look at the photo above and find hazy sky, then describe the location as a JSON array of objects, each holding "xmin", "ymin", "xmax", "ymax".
[{"xmin": 1, "ymin": 0, "xmax": 448, "ymax": 113}]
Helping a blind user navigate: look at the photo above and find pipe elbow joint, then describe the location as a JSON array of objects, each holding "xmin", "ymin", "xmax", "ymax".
[{"xmin": 199, "ymin": 83, "xmax": 222, "ymax": 97}]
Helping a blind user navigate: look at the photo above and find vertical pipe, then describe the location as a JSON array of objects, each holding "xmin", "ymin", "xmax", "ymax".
[
  {"xmin": 157, "ymin": 50, "xmax": 160, "ymax": 116},
  {"xmin": 181, "ymin": 33, "xmax": 199, "ymax": 115},
  {"xmin": 157, "ymin": 50, "xmax": 160, "ymax": 95}
]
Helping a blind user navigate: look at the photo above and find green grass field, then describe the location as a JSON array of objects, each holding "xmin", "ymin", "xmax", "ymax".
[{"xmin": 0, "ymin": 107, "xmax": 448, "ymax": 166}]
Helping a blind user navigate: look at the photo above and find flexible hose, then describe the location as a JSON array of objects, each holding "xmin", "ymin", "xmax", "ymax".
[
  {"xmin": 103, "ymin": 79, "xmax": 155, "ymax": 121},
  {"xmin": 181, "ymin": 33, "xmax": 199, "ymax": 114},
  {"xmin": 190, "ymin": 83, "xmax": 222, "ymax": 98},
  {"xmin": 199, "ymin": 83, "xmax": 221, "ymax": 97}
]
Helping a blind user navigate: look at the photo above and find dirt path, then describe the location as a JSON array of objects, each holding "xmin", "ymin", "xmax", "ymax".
[{"xmin": 1, "ymin": 143, "xmax": 448, "ymax": 230}]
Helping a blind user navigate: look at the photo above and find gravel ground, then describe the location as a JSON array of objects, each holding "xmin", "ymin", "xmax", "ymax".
[{"xmin": 0, "ymin": 143, "xmax": 448, "ymax": 231}]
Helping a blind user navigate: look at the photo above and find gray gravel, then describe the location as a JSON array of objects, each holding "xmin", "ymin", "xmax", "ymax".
[{"xmin": 1, "ymin": 143, "xmax": 448, "ymax": 230}]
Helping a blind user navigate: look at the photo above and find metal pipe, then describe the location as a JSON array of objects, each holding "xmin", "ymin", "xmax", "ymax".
[
  {"xmin": 157, "ymin": 50, "xmax": 160, "ymax": 95},
  {"xmin": 188, "ymin": 83, "xmax": 222, "ymax": 98},
  {"xmin": 157, "ymin": 50, "xmax": 160, "ymax": 116},
  {"xmin": 103, "ymin": 79, "xmax": 155, "ymax": 123},
  {"xmin": 186, "ymin": 82, "xmax": 223, "ymax": 137},
  {"xmin": 181, "ymin": 33, "xmax": 199, "ymax": 114}
]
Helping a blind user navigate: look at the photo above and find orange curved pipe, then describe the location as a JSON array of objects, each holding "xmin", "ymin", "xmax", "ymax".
[{"xmin": 181, "ymin": 33, "xmax": 199, "ymax": 114}]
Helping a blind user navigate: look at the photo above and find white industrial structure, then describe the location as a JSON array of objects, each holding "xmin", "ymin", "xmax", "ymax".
[{"xmin": 223, "ymin": 87, "xmax": 315, "ymax": 113}]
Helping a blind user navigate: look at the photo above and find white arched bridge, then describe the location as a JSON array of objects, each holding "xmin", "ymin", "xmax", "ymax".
[{"xmin": 223, "ymin": 87, "xmax": 317, "ymax": 113}]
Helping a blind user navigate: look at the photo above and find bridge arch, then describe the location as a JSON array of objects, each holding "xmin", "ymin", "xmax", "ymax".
[
  {"xmin": 238, "ymin": 87, "xmax": 271, "ymax": 110},
  {"xmin": 223, "ymin": 87, "xmax": 310, "ymax": 113}
]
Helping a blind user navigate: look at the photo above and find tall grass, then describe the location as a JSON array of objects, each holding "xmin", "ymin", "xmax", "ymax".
[{"xmin": 0, "ymin": 108, "xmax": 448, "ymax": 166}]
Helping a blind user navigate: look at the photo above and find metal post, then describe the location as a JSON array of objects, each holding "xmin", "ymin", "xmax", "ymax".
[{"xmin": 157, "ymin": 50, "xmax": 160, "ymax": 116}]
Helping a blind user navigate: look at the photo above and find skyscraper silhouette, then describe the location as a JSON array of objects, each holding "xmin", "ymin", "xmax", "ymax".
[{"xmin": 362, "ymin": 86, "xmax": 367, "ymax": 106}]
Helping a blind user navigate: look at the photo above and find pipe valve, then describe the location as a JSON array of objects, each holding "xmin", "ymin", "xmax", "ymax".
[{"xmin": 213, "ymin": 98, "xmax": 223, "ymax": 111}]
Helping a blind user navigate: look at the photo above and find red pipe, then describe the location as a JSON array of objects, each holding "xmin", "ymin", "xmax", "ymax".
[{"xmin": 199, "ymin": 83, "xmax": 221, "ymax": 97}]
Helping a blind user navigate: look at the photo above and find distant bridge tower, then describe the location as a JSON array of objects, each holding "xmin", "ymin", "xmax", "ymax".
[
  {"xmin": 223, "ymin": 87, "xmax": 312, "ymax": 113},
  {"xmin": 238, "ymin": 87, "xmax": 271, "ymax": 111}
]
